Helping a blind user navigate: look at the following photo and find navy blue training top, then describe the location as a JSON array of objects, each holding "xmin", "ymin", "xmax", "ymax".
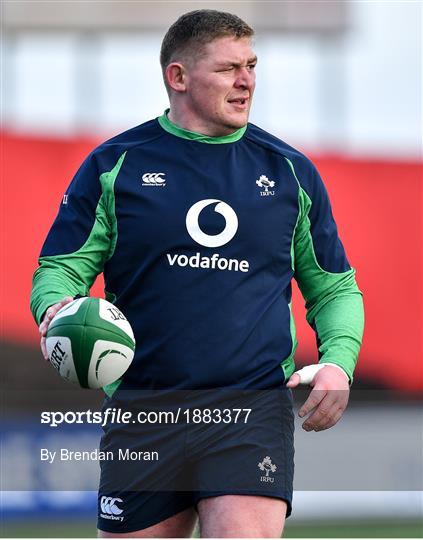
[{"xmin": 31, "ymin": 113, "xmax": 362, "ymax": 391}]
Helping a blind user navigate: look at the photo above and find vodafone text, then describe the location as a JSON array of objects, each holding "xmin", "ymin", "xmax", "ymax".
[{"xmin": 167, "ymin": 252, "xmax": 249, "ymax": 272}]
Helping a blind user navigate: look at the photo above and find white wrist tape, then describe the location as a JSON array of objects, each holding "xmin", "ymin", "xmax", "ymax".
[{"xmin": 293, "ymin": 363, "xmax": 349, "ymax": 385}]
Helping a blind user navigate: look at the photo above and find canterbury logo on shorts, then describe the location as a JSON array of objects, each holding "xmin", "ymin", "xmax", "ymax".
[
  {"xmin": 142, "ymin": 172, "xmax": 166, "ymax": 186},
  {"xmin": 100, "ymin": 496, "xmax": 124, "ymax": 521}
]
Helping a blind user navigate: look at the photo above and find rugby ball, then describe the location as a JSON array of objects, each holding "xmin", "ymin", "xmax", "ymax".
[{"xmin": 46, "ymin": 297, "xmax": 135, "ymax": 389}]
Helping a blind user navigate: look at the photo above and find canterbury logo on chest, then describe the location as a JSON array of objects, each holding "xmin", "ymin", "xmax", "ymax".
[{"xmin": 142, "ymin": 172, "xmax": 166, "ymax": 186}]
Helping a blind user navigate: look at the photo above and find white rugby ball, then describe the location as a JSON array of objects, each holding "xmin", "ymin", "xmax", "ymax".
[{"xmin": 46, "ymin": 297, "xmax": 135, "ymax": 389}]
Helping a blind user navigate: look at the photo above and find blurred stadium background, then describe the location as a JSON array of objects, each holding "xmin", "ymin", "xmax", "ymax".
[{"xmin": 1, "ymin": 1, "xmax": 422, "ymax": 537}]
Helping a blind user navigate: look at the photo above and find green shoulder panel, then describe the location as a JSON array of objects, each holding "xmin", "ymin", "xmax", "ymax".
[
  {"xmin": 30, "ymin": 152, "xmax": 126, "ymax": 325},
  {"xmin": 99, "ymin": 152, "xmax": 125, "ymax": 260}
]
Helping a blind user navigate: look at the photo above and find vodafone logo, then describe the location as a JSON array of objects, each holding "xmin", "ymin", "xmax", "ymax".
[
  {"xmin": 186, "ymin": 199, "xmax": 238, "ymax": 248},
  {"xmin": 166, "ymin": 199, "xmax": 249, "ymax": 273}
]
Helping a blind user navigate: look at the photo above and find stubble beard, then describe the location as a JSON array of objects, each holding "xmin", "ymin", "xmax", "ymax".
[{"xmin": 218, "ymin": 106, "xmax": 251, "ymax": 134}]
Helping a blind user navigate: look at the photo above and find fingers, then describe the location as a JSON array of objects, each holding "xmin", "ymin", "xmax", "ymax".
[
  {"xmin": 286, "ymin": 372, "xmax": 300, "ymax": 388},
  {"xmin": 299, "ymin": 386, "xmax": 327, "ymax": 419},
  {"xmin": 40, "ymin": 336, "xmax": 48, "ymax": 361},
  {"xmin": 40, "ymin": 296, "xmax": 74, "ymax": 333},
  {"xmin": 292, "ymin": 363, "xmax": 351, "ymax": 432},
  {"xmin": 287, "ymin": 364, "xmax": 327, "ymax": 388},
  {"xmin": 39, "ymin": 306, "xmax": 54, "ymax": 336},
  {"xmin": 302, "ymin": 390, "xmax": 348, "ymax": 432},
  {"xmin": 314, "ymin": 402, "xmax": 345, "ymax": 431},
  {"xmin": 39, "ymin": 296, "xmax": 74, "ymax": 361}
]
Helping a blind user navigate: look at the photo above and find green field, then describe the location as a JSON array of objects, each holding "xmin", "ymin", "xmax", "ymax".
[{"xmin": 1, "ymin": 519, "xmax": 422, "ymax": 538}]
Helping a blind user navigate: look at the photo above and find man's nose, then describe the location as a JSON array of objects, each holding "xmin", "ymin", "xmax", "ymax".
[{"xmin": 234, "ymin": 67, "xmax": 254, "ymax": 89}]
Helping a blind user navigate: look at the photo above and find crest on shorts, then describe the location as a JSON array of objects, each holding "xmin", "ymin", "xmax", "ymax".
[{"xmin": 258, "ymin": 456, "xmax": 277, "ymax": 483}]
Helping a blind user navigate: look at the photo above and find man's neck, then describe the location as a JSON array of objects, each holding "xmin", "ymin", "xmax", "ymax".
[
  {"xmin": 158, "ymin": 110, "xmax": 247, "ymax": 144},
  {"xmin": 167, "ymin": 107, "xmax": 241, "ymax": 138}
]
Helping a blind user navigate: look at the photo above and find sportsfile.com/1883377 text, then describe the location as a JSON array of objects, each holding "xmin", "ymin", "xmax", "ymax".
[{"xmin": 40, "ymin": 408, "xmax": 253, "ymax": 428}]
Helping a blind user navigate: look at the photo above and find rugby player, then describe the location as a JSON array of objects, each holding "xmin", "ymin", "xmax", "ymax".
[{"xmin": 31, "ymin": 9, "xmax": 364, "ymax": 538}]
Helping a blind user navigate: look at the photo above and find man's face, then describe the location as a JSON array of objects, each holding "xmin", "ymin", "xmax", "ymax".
[{"xmin": 183, "ymin": 36, "xmax": 257, "ymax": 136}]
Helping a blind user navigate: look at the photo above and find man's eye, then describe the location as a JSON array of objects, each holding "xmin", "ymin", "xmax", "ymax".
[{"xmin": 247, "ymin": 64, "xmax": 256, "ymax": 71}]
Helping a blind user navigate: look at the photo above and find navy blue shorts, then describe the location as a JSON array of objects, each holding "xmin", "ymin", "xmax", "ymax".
[{"xmin": 97, "ymin": 388, "xmax": 294, "ymax": 533}]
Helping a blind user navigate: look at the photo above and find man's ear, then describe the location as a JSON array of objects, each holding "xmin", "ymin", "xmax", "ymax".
[{"xmin": 165, "ymin": 63, "xmax": 187, "ymax": 92}]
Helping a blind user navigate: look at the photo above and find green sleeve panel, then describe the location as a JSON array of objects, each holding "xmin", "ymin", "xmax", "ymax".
[
  {"xmin": 30, "ymin": 152, "xmax": 125, "ymax": 325},
  {"xmin": 289, "ymin": 159, "xmax": 364, "ymax": 381},
  {"xmin": 313, "ymin": 293, "xmax": 364, "ymax": 381},
  {"xmin": 280, "ymin": 302, "xmax": 298, "ymax": 380}
]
